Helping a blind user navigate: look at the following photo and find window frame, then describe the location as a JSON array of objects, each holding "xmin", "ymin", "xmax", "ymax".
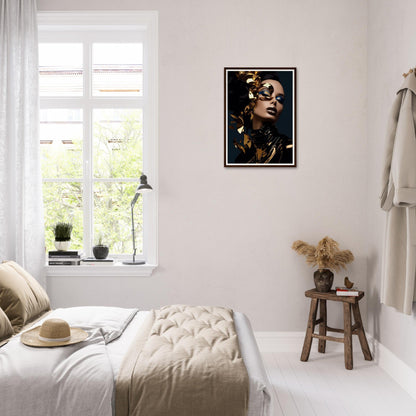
[{"xmin": 38, "ymin": 11, "xmax": 158, "ymax": 270}]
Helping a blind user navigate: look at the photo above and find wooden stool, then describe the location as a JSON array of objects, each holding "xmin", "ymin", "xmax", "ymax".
[{"xmin": 300, "ymin": 289, "xmax": 372, "ymax": 370}]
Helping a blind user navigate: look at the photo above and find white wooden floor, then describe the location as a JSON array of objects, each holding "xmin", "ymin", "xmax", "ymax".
[{"xmin": 262, "ymin": 350, "xmax": 416, "ymax": 416}]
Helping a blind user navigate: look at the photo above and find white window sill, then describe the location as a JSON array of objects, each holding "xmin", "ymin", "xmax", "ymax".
[{"xmin": 45, "ymin": 263, "xmax": 157, "ymax": 277}]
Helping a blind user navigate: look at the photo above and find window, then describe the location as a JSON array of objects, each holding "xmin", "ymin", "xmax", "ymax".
[{"xmin": 38, "ymin": 12, "xmax": 158, "ymax": 266}]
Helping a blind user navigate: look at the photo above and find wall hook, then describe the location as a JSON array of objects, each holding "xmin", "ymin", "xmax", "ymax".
[{"xmin": 403, "ymin": 68, "xmax": 415, "ymax": 78}]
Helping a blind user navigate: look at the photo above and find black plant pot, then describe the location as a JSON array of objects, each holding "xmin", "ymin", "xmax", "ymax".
[
  {"xmin": 313, "ymin": 269, "xmax": 334, "ymax": 292},
  {"xmin": 93, "ymin": 245, "xmax": 109, "ymax": 260}
]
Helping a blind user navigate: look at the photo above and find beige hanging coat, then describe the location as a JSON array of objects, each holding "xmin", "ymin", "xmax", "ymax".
[{"xmin": 380, "ymin": 73, "xmax": 416, "ymax": 315}]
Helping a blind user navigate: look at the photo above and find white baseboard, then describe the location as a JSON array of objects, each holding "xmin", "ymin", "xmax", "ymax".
[
  {"xmin": 254, "ymin": 331, "xmax": 305, "ymax": 352},
  {"xmin": 372, "ymin": 338, "xmax": 416, "ymax": 401},
  {"xmin": 255, "ymin": 331, "xmax": 416, "ymax": 401}
]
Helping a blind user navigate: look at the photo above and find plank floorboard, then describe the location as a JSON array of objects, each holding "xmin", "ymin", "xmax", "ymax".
[
  {"xmin": 273, "ymin": 353, "xmax": 316, "ymax": 416},
  {"xmin": 262, "ymin": 352, "xmax": 301, "ymax": 415},
  {"xmin": 262, "ymin": 353, "xmax": 285, "ymax": 416},
  {"xmin": 262, "ymin": 350, "xmax": 416, "ymax": 416},
  {"xmin": 285, "ymin": 352, "xmax": 336, "ymax": 416}
]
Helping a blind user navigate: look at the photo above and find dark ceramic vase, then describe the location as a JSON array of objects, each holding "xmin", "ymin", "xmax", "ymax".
[
  {"xmin": 93, "ymin": 245, "xmax": 109, "ymax": 260},
  {"xmin": 313, "ymin": 269, "xmax": 334, "ymax": 292}
]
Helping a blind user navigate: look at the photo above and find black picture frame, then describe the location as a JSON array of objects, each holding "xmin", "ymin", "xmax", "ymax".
[{"xmin": 224, "ymin": 67, "xmax": 296, "ymax": 167}]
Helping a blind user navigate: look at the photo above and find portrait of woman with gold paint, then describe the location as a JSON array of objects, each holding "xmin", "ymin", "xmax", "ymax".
[{"xmin": 225, "ymin": 68, "xmax": 296, "ymax": 166}]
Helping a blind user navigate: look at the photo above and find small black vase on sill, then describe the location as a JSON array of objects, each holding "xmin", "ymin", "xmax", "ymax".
[
  {"xmin": 313, "ymin": 269, "xmax": 334, "ymax": 292},
  {"xmin": 93, "ymin": 244, "xmax": 109, "ymax": 260}
]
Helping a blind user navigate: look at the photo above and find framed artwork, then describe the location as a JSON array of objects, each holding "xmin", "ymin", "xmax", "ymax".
[{"xmin": 224, "ymin": 67, "xmax": 296, "ymax": 167}]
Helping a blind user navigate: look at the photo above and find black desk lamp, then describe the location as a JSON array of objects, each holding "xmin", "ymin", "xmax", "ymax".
[{"xmin": 123, "ymin": 174, "xmax": 152, "ymax": 265}]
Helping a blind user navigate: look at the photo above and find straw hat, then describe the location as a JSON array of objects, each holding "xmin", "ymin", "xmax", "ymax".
[{"xmin": 21, "ymin": 318, "xmax": 88, "ymax": 347}]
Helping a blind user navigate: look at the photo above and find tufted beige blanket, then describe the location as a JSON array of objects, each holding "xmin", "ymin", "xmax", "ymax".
[{"xmin": 115, "ymin": 305, "xmax": 249, "ymax": 416}]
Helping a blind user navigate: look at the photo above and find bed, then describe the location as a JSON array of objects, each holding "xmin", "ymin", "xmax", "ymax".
[{"xmin": 0, "ymin": 261, "xmax": 271, "ymax": 416}]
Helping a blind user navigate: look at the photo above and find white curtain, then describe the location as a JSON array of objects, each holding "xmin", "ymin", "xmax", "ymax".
[{"xmin": 0, "ymin": 0, "xmax": 45, "ymax": 284}]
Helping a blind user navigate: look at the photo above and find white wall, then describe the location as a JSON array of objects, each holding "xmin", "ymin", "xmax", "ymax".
[
  {"xmin": 38, "ymin": 0, "xmax": 368, "ymax": 332},
  {"xmin": 367, "ymin": 0, "xmax": 416, "ymax": 372}
]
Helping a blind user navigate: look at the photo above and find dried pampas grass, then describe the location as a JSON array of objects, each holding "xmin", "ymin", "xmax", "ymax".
[{"xmin": 292, "ymin": 236, "xmax": 354, "ymax": 271}]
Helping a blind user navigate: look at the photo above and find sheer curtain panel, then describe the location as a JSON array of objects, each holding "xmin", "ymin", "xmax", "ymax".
[{"xmin": 0, "ymin": 0, "xmax": 45, "ymax": 284}]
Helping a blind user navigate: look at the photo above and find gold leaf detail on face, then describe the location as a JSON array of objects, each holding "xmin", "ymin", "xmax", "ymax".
[{"xmin": 230, "ymin": 71, "xmax": 270, "ymax": 150}]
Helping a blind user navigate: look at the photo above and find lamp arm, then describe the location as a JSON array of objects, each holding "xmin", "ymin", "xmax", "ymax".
[
  {"xmin": 131, "ymin": 203, "xmax": 136, "ymax": 263},
  {"xmin": 131, "ymin": 192, "xmax": 140, "ymax": 208}
]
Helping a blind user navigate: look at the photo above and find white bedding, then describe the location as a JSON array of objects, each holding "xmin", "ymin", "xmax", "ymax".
[
  {"xmin": 0, "ymin": 306, "xmax": 137, "ymax": 416},
  {"xmin": 0, "ymin": 307, "xmax": 271, "ymax": 416}
]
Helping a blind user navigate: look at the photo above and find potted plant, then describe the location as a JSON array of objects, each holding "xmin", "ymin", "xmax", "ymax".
[
  {"xmin": 53, "ymin": 222, "xmax": 73, "ymax": 251},
  {"xmin": 93, "ymin": 235, "xmax": 109, "ymax": 260},
  {"xmin": 292, "ymin": 236, "xmax": 354, "ymax": 292}
]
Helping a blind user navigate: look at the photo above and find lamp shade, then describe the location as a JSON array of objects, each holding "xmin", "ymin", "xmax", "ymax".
[
  {"xmin": 136, "ymin": 174, "xmax": 153, "ymax": 193},
  {"xmin": 130, "ymin": 174, "xmax": 152, "ymax": 207}
]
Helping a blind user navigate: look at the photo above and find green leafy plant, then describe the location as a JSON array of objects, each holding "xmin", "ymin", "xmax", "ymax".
[
  {"xmin": 95, "ymin": 234, "xmax": 107, "ymax": 247},
  {"xmin": 53, "ymin": 222, "xmax": 73, "ymax": 242}
]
